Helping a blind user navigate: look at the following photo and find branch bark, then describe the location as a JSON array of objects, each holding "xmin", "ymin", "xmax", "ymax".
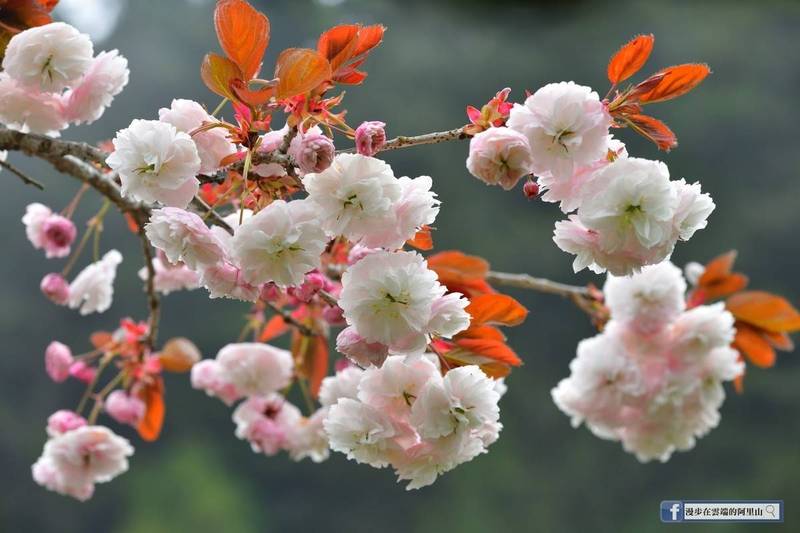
[{"xmin": 339, "ymin": 127, "xmax": 469, "ymax": 155}]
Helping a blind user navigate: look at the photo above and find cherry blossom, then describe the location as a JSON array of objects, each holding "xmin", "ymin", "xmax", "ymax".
[
  {"xmin": 104, "ymin": 390, "xmax": 146, "ymax": 426},
  {"xmin": 288, "ymin": 125, "xmax": 335, "ymax": 175},
  {"xmin": 215, "ymin": 343, "xmax": 294, "ymax": 397},
  {"xmin": 144, "ymin": 207, "xmax": 227, "ymax": 270},
  {"xmin": 40, "ymin": 273, "xmax": 71, "ymax": 305},
  {"xmin": 45, "ymin": 341, "xmax": 74, "ymax": 383},
  {"xmin": 107, "ymin": 119, "xmax": 201, "ymax": 207},
  {"xmin": 2, "ymin": 22, "xmax": 94, "ymax": 92},
  {"xmin": 61, "ymin": 50, "xmax": 130, "ymax": 125},
  {"xmin": 67, "ymin": 250, "xmax": 123, "ymax": 315},
  {"xmin": 466, "ymin": 126, "xmax": 534, "ymax": 190},
  {"xmin": 354, "ymin": 121, "xmax": 387, "ymax": 157}
]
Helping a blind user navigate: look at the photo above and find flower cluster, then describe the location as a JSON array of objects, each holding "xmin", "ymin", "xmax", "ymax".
[
  {"xmin": 465, "ymin": 82, "xmax": 715, "ymax": 275},
  {"xmin": 323, "ymin": 356, "xmax": 503, "ymax": 489},
  {"xmin": 551, "ymin": 261, "xmax": 743, "ymax": 462},
  {"xmin": 22, "ymin": 199, "xmax": 124, "ymax": 314},
  {"xmin": 191, "ymin": 343, "xmax": 328, "ymax": 461},
  {"xmin": 0, "ymin": 22, "xmax": 129, "ymax": 136}
]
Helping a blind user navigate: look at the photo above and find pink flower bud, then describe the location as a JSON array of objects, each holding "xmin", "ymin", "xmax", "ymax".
[
  {"xmin": 45, "ymin": 341, "xmax": 74, "ymax": 382},
  {"xmin": 41, "ymin": 214, "xmax": 77, "ymax": 258},
  {"xmin": 291, "ymin": 271, "xmax": 329, "ymax": 303},
  {"xmin": 288, "ymin": 126, "xmax": 335, "ymax": 175},
  {"xmin": 68, "ymin": 360, "xmax": 96, "ymax": 384},
  {"xmin": 335, "ymin": 326, "xmax": 389, "ymax": 367},
  {"xmin": 104, "ymin": 390, "xmax": 146, "ymax": 426},
  {"xmin": 334, "ymin": 357, "xmax": 353, "ymax": 372},
  {"xmin": 354, "ymin": 121, "xmax": 387, "ymax": 157},
  {"xmin": 40, "ymin": 273, "xmax": 70, "ymax": 305},
  {"xmin": 46, "ymin": 410, "xmax": 87, "ymax": 437},
  {"xmin": 322, "ymin": 304, "xmax": 345, "ymax": 325},
  {"xmin": 523, "ymin": 179, "xmax": 540, "ymax": 199},
  {"xmin": 259, "ymin": 282, "xmax": 283, "ymax": 303}
]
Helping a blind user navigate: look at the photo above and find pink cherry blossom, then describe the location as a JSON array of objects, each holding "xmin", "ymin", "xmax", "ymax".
[
  {"xmin": 41, "ymin": 214, "xmax": 77, "ymax": 258},
  {"xmin": 288, "ymin": 126, "xmax": 335, "ymax": 175},
  {"xmin": 190, "ymin": 359, "xmax": 242, "ymax": 406},
  {"xmin": 61, "ymin": 50, "xmax": 129, "ymax": 125},
  {"xmin": 0, "ymin": 74, "xmax": 68, "ymax": 136},
  {"xmin": 336, "ymin": 326, "xmax": 390, "ymax": 368},
  {"xmin": 104, "ymin": 390, "xmax": 146, "ymax": 426},
  {"xmin": 466, "ymin": 126, "xmax": 534, "ymax": 190},
  {"xmin": 47, "ymin": 410, "xmax": 87, "ymax": 437},
  {"xmin": 232, "ymin": 394, "xmax": 302, "ymax": 455},
  {"xmin": 68, "ymin": 360, "xmax": 96, "ymax": 384}
]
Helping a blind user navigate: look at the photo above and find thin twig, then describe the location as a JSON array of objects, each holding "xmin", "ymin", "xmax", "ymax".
[
  {"xmin": 0, "ymin": 158, "xmax": 45, "ymax": 190},
  {"xmin": 139, "ymin": 226, "xmax": 161, "ymax": 347},
  {"xmin": 0, "ymin": 127, "xmax": 108, "ymax": 167},
  {"xmin": 265, "ymin": 301, "xmax": 316, "ymax": 337},
  {"xmin": 486, "ymin": 271, "xmax": 590, "ymax": 298},
  {"xmin": 338, "ymin": 127, "xmax": 469, "ymax": 155}
]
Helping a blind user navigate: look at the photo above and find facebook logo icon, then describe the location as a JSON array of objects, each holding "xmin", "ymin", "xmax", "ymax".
[{"xmin": 661, "ymin": 501, "xmax": 683, "ymax": 522}]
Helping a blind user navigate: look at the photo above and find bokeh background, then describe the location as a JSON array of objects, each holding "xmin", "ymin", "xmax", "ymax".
[{"xmin": 1, "ymin": 0, "xmax": 798, "ymax": 531}]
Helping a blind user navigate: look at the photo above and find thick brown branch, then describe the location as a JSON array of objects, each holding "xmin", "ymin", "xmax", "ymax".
[{"xmin": 0, "ymin": 127, "xmax": 108, "ymax": 167}]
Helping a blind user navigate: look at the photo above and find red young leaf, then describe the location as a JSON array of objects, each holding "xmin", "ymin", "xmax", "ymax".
[
  {"xmin": 625, "ymin": 113, "xmax": 677, "ymax": 151},
  {"xmin": 137, "ymin": 377, "xmax": 165, "ymax": 442},
  {"xmin": 291, "ymin": 332, "xmax": 328, "ymax": 398},
  {"xmin": 317, "ymin": 24, "xmax": 384, "ymax": 85},
  {"xmin": 452, "ymin": 338, "xmax": 523, "ymax": 366},
  {"xmin": 274, "ymin": 48, "xmax": 332, "ymax": 99},
  {"xmin": 214, "ymin": 0, "xmax": 269, "ymax": 80},
  {"xmin": 634, "ymin": 63, "xmax": 711, "ymax": 104},
  {"xmin": 466, "ymin": 294, "xmax": 528, "ymax": 327},
  {"xmin": 230, "ymin": 78, "xmax": 275, "ymax": 105},
  {"xmin": 607, "ymin": 34, "xmax": 654, "ymax": 85},
  {"xmin": 201, "ymin": 52, "xmax": 243, "ymax": 101},
  {"xmin": 259, "ymin": 314, "xmax": 291, "ymax": 342},
  {"xmin": 406, "ymin": 225, "xmax": 433, "ymax": 250},
  {"xmin": 726, "ymin": 291, "xmax": 800, "ymax": 333},
  {"xmin": 455, "ymin": 325, "xmax": 506, "ymax": 342},
  {"xmin": 317, "ymin": 24, "xmax": 360, "ymax": 72},
  {"xmin": 428, "ymin": 250, "xmax": 493, "ymax": 297},
  {"xmin": 733, "ymin": 323, "xmax": 776, "ymax": 368}
]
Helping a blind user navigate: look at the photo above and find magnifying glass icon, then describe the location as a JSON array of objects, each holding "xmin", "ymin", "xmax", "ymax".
[{"xmin": 765, "ymin": 504, "xmax": 776, "ymax": 518}]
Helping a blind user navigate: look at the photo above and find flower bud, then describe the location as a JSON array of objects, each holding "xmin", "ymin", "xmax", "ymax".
[
  {"xmin": 104, "ymin": 390, "xmax": 146, "ymax": 426},
  {"xmin": 322, "ymin": 304, "xmax": 345, "ymax": 325},
  {"xmin": 68, "ymin": 360, "xmax": 96, "ymax": 384},
  {"xmin": 47, "ymin": 410, "xmax": 87, "ymax": 437},
  {"xmin": 40, "ymin": 273, "xmax": 70, "ymax": 305},
  {"xmin": 159, "ymin": 337, "xmax": 201, "ymax": 373},
  {"xmin": 523, "ymin": 179, "xmax": 540, "ymax": 199},
  {"xmin": 291, "ymin": 271, "xmax": 329, "ymax": 303},
  {"xmin": 45, "ymin": 341, "xmax": 74, "ymax": 382},
  {"xmin": 335, "ymin": 326, "xmax": 389, "ymax": 367},
  {"xmin": 354, "ymin": 121, "xmax": 387, "ymax": 157},
  {"xmin": 288, "ymin": 127, "xmax": 335, "ymax": 175}
]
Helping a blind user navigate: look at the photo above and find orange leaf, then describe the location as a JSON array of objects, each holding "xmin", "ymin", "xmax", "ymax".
[
  {"xmin": 89, "ymin": 331, "xmax": 114, "ymax": 350},
  {"xmin": 764, "ymin": 331, "xmax": 794, "ymax": 351},
  {"xmin": 452, "ymin": 339, "xmax": 522, "ymax": 366},
  {"xmin": 201, "ymin": 52, "xmax": 243, "ymax": 101},
  {"xmin": 353, "ymin": 24, "xmax": 385, "ymax": 57},
  {"xmin": 317, "ymin": 24, "xmax": 360, "ymax": 73},
  {"xmin": 733, "ymin": 324, "xmax": 776, "ymax": 368},
  {"xmin": 230, "ymin": 78, "xmax": 275, "ymax": 106},
  {"xmin": 406, "ymin": 225, "xmax": 433, "ymax": 251},
  {"xmin": 137, "ymin": 377, "xmax": 165, "ymax": 442},
  {"xmin": 274, "ymin": 48, "xmax": 332, "ymax": 99},
  {"xmin": 633, "ymin": 63, "xmax": 711, "ymax": 104},
  {"xmin": 123, "ymin": 213, "xmax": 139, "ymax": 234},
  {"xmin": 607, "ymin": 34, "xmax": 654, "ymax": 85},
  {"xmin": 625, "ymin": 113, "xmax": 677, "ymax": 151},
  {"xmin": 694, "ymin": 250, "xmax": 749, "ymax": 301},
  {"xmin": 291, "ymin": 332, "xmax": 328, "ymax": 398},
  {"xmin": 428, "ymin": 251, "xmax": 493, "ymax": 297},
  {"xmin": 259, "ymin": 314, "xmax": 291, "ymax": 342},
  {"xmin": 428, "ymin": 250, "xmax": 489, "ymax": 281},
  {"xmin": 727, "ymin": 291, "xmax": 800, "ymax": 333},
  {"xmin": 455, "ymin": 325, "xmax": 506, "ymax": 342},
  {"xmin": 466, "ymin": 293, "xmax": 528, "ymax": 327},
  {"xmin": 214, "ymin": 0, "xmax": 269, "ymax": 80}
]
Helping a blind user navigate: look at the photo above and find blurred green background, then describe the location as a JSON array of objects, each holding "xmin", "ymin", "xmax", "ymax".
[{"xmin": 1, "ymin": 0, "xmax": 798, "ymax": 531}]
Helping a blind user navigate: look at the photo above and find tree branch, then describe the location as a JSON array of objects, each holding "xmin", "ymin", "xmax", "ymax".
[
  {"xmin": 339, "ymin": 127, "xmax": 470, "ymax": 155},
  {"xmin": 486, "ymin": 271, "xmax": 590, "ymax": 298},
  {"xmin": 264, "ymin": 301, "xmax": 316, "ymax": 337},
  {"xmin": 0, "ymin": 158, "xmax": 45, "ymax": 190},
  {"xmin": 0, "ymin": 127, "xmax": 108, "ymax": 167},
  {"xmin": 138, "ymin": 229, "xmax": 160, "ymax": 347}
]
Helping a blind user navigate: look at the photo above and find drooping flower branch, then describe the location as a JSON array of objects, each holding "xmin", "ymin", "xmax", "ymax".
[{"xmin": 2, "ymin": 0, "xmax": 798, "ymax": 501}]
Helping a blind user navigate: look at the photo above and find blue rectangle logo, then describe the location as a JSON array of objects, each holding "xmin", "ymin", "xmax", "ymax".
[{"xmin": 660, "ymin": 500, "xmax": 783, "ymax": 523}]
